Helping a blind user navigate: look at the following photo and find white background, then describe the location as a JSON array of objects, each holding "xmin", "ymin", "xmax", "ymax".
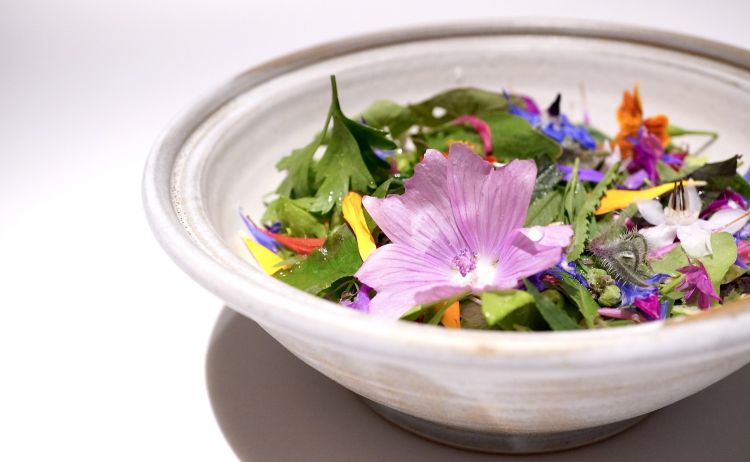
[{"xmin": 1, "ymin": 1, "xmax": 749, "ymax": 460}]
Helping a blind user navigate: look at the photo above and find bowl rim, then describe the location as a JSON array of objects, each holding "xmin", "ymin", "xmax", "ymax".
[{"xmin": 143, "ymin": 18, "xmax": 750, "ymax": 360}]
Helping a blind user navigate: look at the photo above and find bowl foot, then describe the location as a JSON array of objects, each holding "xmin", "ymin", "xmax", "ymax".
[{"xmin": 363, "ymin": 399, "xmax": 648, "ymax": 454}]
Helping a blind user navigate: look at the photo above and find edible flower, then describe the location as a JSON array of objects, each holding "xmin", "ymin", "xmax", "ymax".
[
  {"xmin": 440, "ymin": 301, "xmax": 461, "ymax": 328},
  {"xmin": 260, "ymin": 230, "xmax": 325, "ymax": 255},
  {"xmin": 636, "ymin": 184, "xmax": 749, "ymax": 257},
  {"xmin": 633, "ymin": 294, "xmax": 670, "ymax": 320},
  {"xmin": 356, "ymin": 143, "xmax": 573, "ymax": 319},
  {"xmin": 699, "ymin": 189, "xmax": 748, "ymax": 219},
  {"xmin": 613, "ymin": 84, "xmax": 670, "ymax": 158},
  {"xmin": 340, "ymin": 283, "xmax": 371, "ymax": 313},
  {"xmin": 596, "ymin": 180, "xmax": 704, "ymax": 215},
  {"xmin": 627, "ymin": 130, "xmax": 664, "ymax": 184},
  {"xmin": 342, "ymin": 191, "xmax": 377, "ymax": 261},
  {"xmin": 675, "ymin": 263, "xmax": 720, "ymax": 309},
  {"xmin": 240, "ymin": 209, "xmax": 280, "ymax": 252},
  {"xmin": 242, "ymin": 236, "xmax": 285, "ymax": 274},
  {"xmin": 558, "ymin": 165, "xmax": 604, "ymax": 183},
  {"xmin": 507, "ymin": 92, "xmax": 596, "ymax": 149},
  {"xmin": 453, "ymin": 115, "xmax": 493, "ymax": 155}
]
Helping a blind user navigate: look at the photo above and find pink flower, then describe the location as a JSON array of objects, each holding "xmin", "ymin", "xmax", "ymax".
[
  {"xmin": 452, "ymin": 115, "xmax": 493, "ymax": 155},
  {"xmin": 675, "ymin": 263, "xmax": 720, "ymax": 309},
  {"xmin": 355, "ymin": 143, "xmax": 573, "ymax": 319}
]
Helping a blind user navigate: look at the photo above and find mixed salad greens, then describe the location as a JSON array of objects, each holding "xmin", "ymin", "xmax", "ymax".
[{"xmin": 239, "ymin": 76, "xmax": 750, "ymax": 331}]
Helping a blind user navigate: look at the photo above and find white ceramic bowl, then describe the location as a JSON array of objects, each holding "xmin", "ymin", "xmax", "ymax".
[{"xmin": 143, "ymin": 20, "xmax": 750, "ymax": 453}]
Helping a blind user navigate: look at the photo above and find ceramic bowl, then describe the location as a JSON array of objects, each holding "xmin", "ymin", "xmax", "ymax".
[{"xmin": 143, "ymin": 20, "xmax": 750, "ymax": 453}]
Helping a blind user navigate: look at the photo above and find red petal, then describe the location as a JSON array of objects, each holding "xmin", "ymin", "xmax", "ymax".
[{"xmin": 261, "ymin": 230, "xmax": 325, "ymax": 255}]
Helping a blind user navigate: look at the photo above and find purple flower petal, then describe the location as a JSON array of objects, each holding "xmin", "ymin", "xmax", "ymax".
[
  {"xmin": 676, "ymin": 263, "xmax": 720, "ymax": 309},
  {"xmin": 239, "ymin": 208, "xmax": 280, "ymax": 252},
  {"xmin": 622, "ymin": 169, "xmax": 648, "ymax": 189},
  {"xmin": 359, "ymin": 144, "xmax": 573, "ymax": 319},
  {"xmin": 700, "ymin": 189, "xmax": 748, "ymax": 219},
  {"xmin": 363, "ymin": 150, "xmax": 467, "ymax": 260},
  {"xmin": 558, "ymin": 165, "xmax": 605, "ymax": 183},
  {"xmin": 494, "ymin": 225, "xmax": 573, "ymax": 288},
  {"xmin": 446, "ymin": 144, "xmax": 536, "ymax": 258},
  {"xmin": 355, "ymin": 244, "xmax": 464, "ymax": 319},
  {"xmin": 340, "ymin": 284, "xmax": 372, "ymax": 313},
  {"xmin": 628, "ymin": 131, "xmax": 664, "ymax": 184}
]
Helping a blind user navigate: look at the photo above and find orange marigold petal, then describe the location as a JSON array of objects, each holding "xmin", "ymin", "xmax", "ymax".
[
  {"xmin": 441, "ymin": 301, "xmax": 461, "ymax": 329},
  {"xmin": 644, "ymin": 114, "xmax": 670, "ymax": 147}
]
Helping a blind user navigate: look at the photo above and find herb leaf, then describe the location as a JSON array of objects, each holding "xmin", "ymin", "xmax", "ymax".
[
  {"xmin": 310, "ymin": 76, "xmax": 394, "ymax": 214},
  {"xmin": 484, "ymin": 113, "xmax": 562, "ymax": 161},
  {"xmin": 274, "ymin": 225, "xmax": 362, "ymax": 294},
  {"xmin": 524, "ymin": 280, "xmax": 581, "ymax": 330},
  {"xmin": 408, "ymin": 88, "xmax": 509, "ymax": 126},
  {"xmin": 360, "ymin": 100, "xmax": 416, "ymax": 138},
  {"xmin": 552, "ymin": 272, "xmax": 600, "ymax": 328},
  {"xmin": 525, "ymin": 190, "xmax": 563, "ymax": 227},
  {"xmin": 481, "ymin": 290, "xmax": 534, "ymax": 327},
  {"xmin": 700, "ymin": 233, "xmax": 737, "ymax": 292},
  {"xmin": 263, "ymin": 197, "xmax": 327, "ymax": 238}
]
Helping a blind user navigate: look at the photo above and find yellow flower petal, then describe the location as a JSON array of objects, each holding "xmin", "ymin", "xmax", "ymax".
[
  {"xmin": 342, "ymin": 191, "xmax": 376, "ymax": 261},
  {"xmin": 243, "ymin": 236, "xmax": 285, "ymax": 274},
  {"xmin": 441, "ymin": 301, "xmax": 461, "ymax": 329},
  {"xmin": 595, "ymin": 180, "xmax": 706, "ymax": 215}
]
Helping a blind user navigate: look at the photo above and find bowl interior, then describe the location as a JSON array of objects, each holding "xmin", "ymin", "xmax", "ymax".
[{"xmin": 166, "ymin": 28, "xmax": 750, "ymax": 339}]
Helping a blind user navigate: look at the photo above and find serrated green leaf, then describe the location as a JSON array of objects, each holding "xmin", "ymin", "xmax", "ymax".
[
  {"xmin": 481, "ymin": 290, "xmax": 534, "ymax": 327},
  {"xmin": 310, "ymin": 77, "xmax": 386, "ymax": 214},
  {"xmin": 525, "ymin": 190, "xmax": 563, "ymax": 227},
  {"xmin": 567, "ymin": 162, "xmax": 619, "ymax": 260},
  {"xmin": 524, "ymin": 280, "xmax": 580, "ymax": 330},
  {"xmin": 274, "ymin": 225, "xmax": 362, "ymax": 294}
]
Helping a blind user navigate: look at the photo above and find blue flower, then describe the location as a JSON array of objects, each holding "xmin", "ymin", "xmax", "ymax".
[{"xmin": 616, "ymin": 273, "xmax": 670, "ymax": 307}]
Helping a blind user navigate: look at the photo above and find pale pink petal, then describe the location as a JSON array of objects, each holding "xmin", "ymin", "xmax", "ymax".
[
  {"xmin": 676, "ymin": 222, "xmax": 712, "ymax": 257},
  {"xmin": 362, "ymin": 150, "xmax": 467, "ymax": 263},
  {"xmin": 491, "ymin": 225, "xmax": 573, "ymax": 289},
  {"xmin": 446, "ymin": 143, "xmax": 536, "ymax": 259},
  {"xmin": 706, "ymin": 208, "xmax": 750, "ymax": 234},
  {"xmin": 636, "ymin": 199, "xmax": 666, "ymax": 225},
  {"xmin": 355, "ymin": 244, "xmax": 464, "ymax": 319},
  {"xmin": 639, "ymin": 224, "xmax": 677, "ymax": 250}
]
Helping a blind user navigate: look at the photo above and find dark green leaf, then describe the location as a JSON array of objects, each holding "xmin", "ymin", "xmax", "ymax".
[
  {"xmin": 524, "ymin": 280, "xmax": 580, "ymax": 330},
  {"xmin": 690, "ymin": 155, "xmax": 740, "ymax": 181},
  {"xmin": 408, "ymin": 88, "xmax": 509, "ymax": 126},
  {"xmin": 484, "ymin": 113, "xmax": 562, "ymax": 162},
  {"xmin": 552, "ymin": 272, "xmax": 600, "ymax": 328},
  {"xmin": 531, "ymin": 161, "xmax": 564, "ymax": 200},
  {"xmin": 310, "ymin": 77, "xmax": 384, "ymax": 213},
  {"xmin": 274, "ymin": 225, "xmax": 362, "ymax": 294}
]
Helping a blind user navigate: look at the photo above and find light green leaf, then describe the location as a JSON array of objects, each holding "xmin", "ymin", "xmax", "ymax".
[
  {"xmin": 699, "ymin": 232, "xmax": 737, "ymax": 292},
  {"xmin": 481, "ymin": 290, "xmax": 534, "ymax": 327}
]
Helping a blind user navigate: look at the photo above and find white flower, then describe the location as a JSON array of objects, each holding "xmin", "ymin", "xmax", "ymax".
[{"xmin": 637, "ymin": 186, "xmax": 748, "ymax": 257}]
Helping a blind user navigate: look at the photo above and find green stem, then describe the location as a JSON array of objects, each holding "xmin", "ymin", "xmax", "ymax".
[{"xmin": 667, "ymin": 125, "xmax": 718, "ymax": 139}]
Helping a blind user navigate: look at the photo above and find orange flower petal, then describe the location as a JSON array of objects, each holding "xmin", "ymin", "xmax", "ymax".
[
  {"xmin": 614, "ymin": 84, "xmax": 643, "ymax": 159},
  {"xmin": 644, "ymin": 114, "xmax": 670, "ymax": 147},
  {"xmin": 441, "ymin": 301, "xmax": 461, "ymax": 329}
]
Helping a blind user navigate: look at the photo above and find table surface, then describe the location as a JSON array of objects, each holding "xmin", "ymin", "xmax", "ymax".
[{"xmin": 2, "ymin": 1, "xmax": 749, "ymax": 460}]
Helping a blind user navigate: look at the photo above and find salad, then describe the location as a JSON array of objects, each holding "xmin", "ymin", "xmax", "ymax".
[{"xmin": 239, "ymin": 76, "xmax": 750, "ymax": 331}]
